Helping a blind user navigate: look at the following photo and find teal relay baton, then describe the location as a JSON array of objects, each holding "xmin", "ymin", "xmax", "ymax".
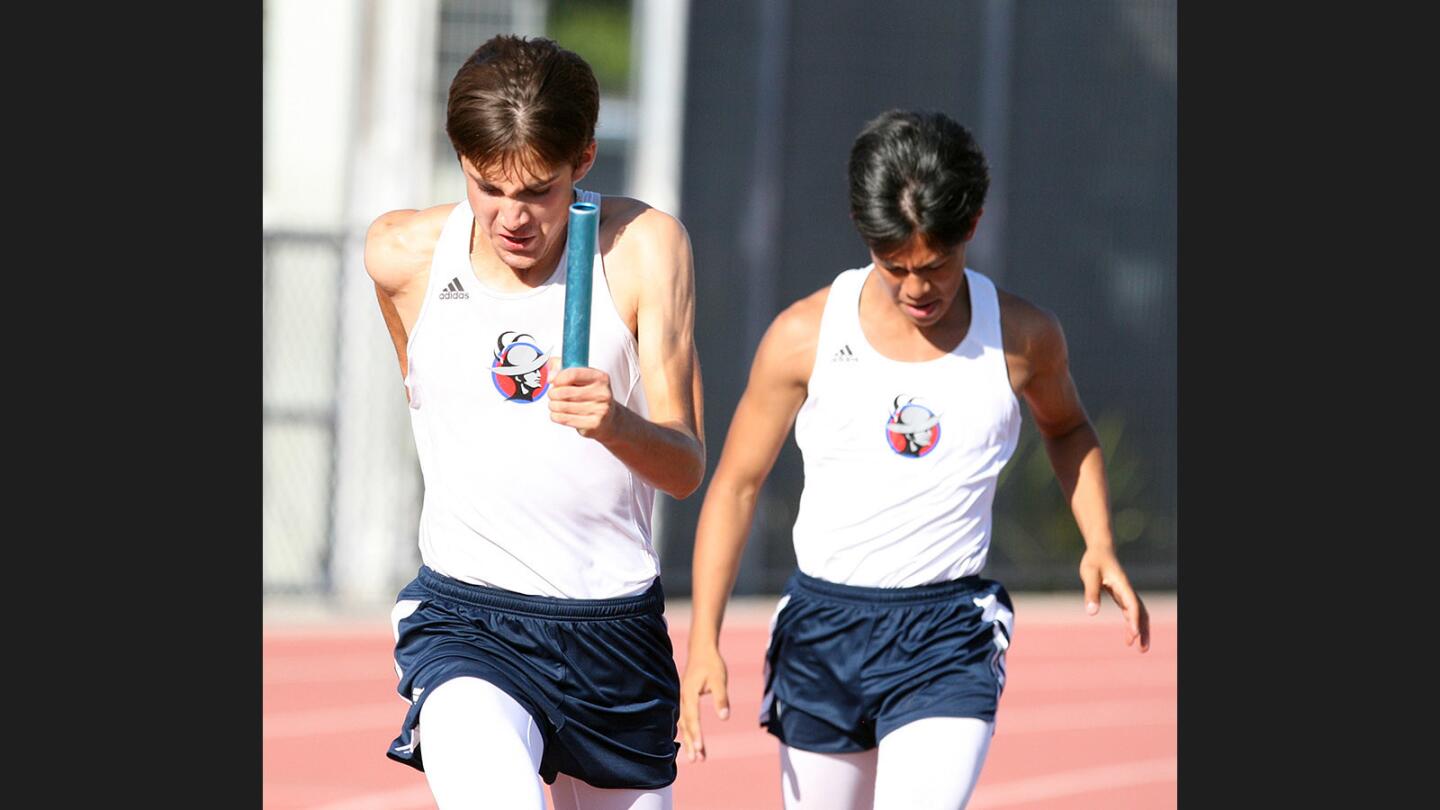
[{"xmin": 562, "ymin": 201, "xmax": 599, "ymax": 369}]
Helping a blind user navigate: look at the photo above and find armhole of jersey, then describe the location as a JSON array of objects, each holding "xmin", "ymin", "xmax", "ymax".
[
  {"xmin": 979, "ymin": 270, "xmax": 1025, "ymax": 415},
  {"xmin": 406, "ymin": 203, "xmax": 466, "ymax": 360},
  {"xmin": 802, "ymin": 290, "xmax": 833, "ymax": 390},
  {"xmin": 799, "ymin": 268, "xmax": 857, "ymax": 406},
  {"xmin": 584, "ymin": 189, "xmax": 648, "ymax": 400},
  {"xmin": 595, "ymin": 249, "xmax": 642, "ymax": 382}
]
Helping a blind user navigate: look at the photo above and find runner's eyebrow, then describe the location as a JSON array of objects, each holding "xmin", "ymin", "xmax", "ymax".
[
  {"xmin": 463, "ymin": 167, "xmax": 558, "ymax": 191},
  {"xmin": 469, "ymin": 172, "xmax": 560, "ymax": 193},
  {"xmin": 880, "ymin": 258, "xmax": 945, "ymax": 273}
]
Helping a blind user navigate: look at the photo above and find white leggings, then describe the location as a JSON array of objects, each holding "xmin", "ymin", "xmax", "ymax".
[
  {"xmin": 778, "ymin": 717, "xmax": 993, "ymax": 810},
  {"xmin": 418, "ymin": 677, "xmax": 672, "ymax": 810}
]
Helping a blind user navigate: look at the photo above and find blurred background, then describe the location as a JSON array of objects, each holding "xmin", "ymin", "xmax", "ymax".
[{"xmin": 263, "ymin": 0, "xmax": 1176, "ymax": 611}]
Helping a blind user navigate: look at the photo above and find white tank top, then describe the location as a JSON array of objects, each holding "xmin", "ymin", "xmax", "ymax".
[
  {"xmin": 790, "ymin": 265, "xmax": 1022, "ymax": 587},
  {"xmin": 402, "ymin": 189, "xmax": 658, "ymax": 598}
]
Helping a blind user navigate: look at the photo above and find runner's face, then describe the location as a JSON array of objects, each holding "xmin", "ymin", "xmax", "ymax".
[
  {"xmin": 462, "ymin": 145, "xmax": 596, "ymax": 273},
  {"xmin": 869, "ymin": 235, "xmax": 967, "ymax": 328}
]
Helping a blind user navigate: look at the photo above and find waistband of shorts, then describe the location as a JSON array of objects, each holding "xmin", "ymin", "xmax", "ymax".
[
  {"xmin": 789, "ymin": 570, "xmax": 990, "ymax": 606},
  {"xmin": 417, "ymin": 566, "xmax": 665, "ymax": 619}
]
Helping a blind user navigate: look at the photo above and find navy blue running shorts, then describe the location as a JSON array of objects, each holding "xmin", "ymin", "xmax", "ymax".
[
  {"xmin": 760, "ymin": 570, "xmax": 1015, "ymax": 753},
  {"xmin": 387, "ymin": 566, "xmax": 681, "ymax": 789}
]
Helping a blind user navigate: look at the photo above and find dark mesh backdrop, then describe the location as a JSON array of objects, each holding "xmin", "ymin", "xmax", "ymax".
[{"xmin": 665, "ymin": 0, "xmax": 1175, "ymax": 595}]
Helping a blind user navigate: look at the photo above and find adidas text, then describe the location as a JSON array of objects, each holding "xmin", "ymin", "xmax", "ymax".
[{"xmin": 440, "ymin": 277, "xmax": 470, "ymax": 300}]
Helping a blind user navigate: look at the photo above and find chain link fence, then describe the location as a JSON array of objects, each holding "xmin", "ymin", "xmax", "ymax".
[{"xmin": 263, "ymin": 232, "xmax": 344, "ymax": 594}]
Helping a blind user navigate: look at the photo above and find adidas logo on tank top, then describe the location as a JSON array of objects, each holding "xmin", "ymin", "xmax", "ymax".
[{"xmin": 439, "ymin": 277, "xmax": 469, "ymax": 300}]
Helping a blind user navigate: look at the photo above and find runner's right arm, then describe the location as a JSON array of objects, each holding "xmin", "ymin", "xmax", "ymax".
[
  {"xmin": 679, "ymin": 289, "xmax": 824, "ymax": 762},
  {"xmin": 364, "ymin": 206, "xmax": 450, "ymax": 378}
]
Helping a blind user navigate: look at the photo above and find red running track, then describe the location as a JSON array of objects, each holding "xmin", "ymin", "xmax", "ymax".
[{"xmin": 264, "ymin": 593, "xmax": 1176, "ymax": 809}]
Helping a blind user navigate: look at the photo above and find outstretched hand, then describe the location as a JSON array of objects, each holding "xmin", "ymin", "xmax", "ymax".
[
  {"xmin": 1079, "ymin": 547, "xmax": 1151, "ymax": 652},
  {"xmin": 678, "ymin": 646, "xmax": 731, "ymax": 763}
]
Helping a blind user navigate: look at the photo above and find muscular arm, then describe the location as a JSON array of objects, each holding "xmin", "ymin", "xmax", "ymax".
[
  {"xmin": 374, "ymin": 283, "xmax": 410, "ymax": 379},
  {"xmin": 1015, "ymin": 303, "xmax": 1150, "ymax": 652},
  {"xmin": 547, "ymin": 209, "xmax": 706, "ymax": 498},
  {"xmin": 679, "ymin": 290, "xmax": 822, "ymax": 760},
  {"xmin": 363, "ymin": 206, "xmax": 448, "ymax": 379},
  {"xmin": 1020, "ymin": 310, "xmax": 1112, "ymax": 551}
]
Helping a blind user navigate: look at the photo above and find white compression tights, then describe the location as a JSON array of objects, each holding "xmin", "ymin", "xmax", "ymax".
[
  {"xmin": 550, "ymin": 773, "xmax": 671, "ymax": 810},
  {"xmin": 778, "ymin": 717, "xmax": 994, "ymax": 810},
  {"xmin": 417, "ymin": 677, "xmax": 672, "ymax": 810}
]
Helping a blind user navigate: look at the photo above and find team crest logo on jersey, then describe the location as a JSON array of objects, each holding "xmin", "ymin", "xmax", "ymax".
[
  {"xmin": 490, "ymin": 331, "xmax": 552, "ymax": 403},
  {"xmin": 885, "ymin": 395, "xmax": 941, "ymax": 457}
]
